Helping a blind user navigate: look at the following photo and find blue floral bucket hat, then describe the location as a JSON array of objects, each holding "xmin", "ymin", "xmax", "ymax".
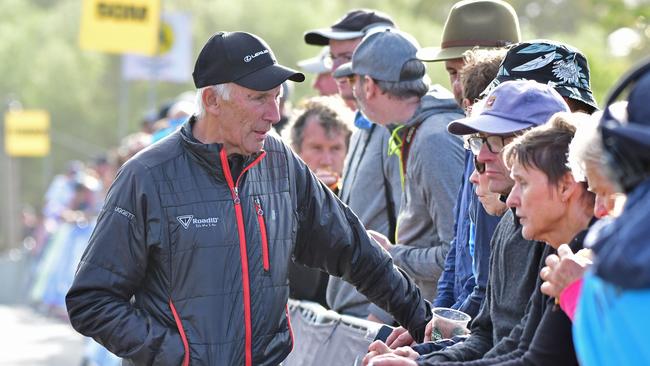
[{"xmin": 483, "ymin": 39, "xmax": 598, "ymax": 111}]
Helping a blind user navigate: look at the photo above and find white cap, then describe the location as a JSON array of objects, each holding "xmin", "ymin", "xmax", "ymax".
[{"xmin": 297, "ymin": 47, "xmax": 332, "ymax": 74}]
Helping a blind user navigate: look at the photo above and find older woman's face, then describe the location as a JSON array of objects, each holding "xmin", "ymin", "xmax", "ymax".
[
  {"xmin": 506, "ymin": 161, "xmax": 567, "ymax": 246},
  {"xmin": 584, "ymin": 162, "xmax": 619, "ymax": 218}
]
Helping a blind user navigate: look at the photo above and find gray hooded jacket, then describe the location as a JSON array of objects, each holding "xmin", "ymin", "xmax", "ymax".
[{"xmin": 388, "ymin": 85, "xmax": 465, "ymax": 301}]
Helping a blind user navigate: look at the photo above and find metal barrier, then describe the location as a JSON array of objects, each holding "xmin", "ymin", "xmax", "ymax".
[{"xmin": 284, "ymin": 299, "xmax": 393, "ymax": 366}]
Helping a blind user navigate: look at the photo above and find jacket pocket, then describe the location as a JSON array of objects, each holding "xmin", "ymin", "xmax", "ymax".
[{"xmin": 254, "ymin": 197, "xmax": 270, "ymax": 272}]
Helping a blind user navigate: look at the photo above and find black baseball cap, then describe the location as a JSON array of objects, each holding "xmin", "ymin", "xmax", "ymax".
[
  {"xmin": 193, "ymin": 31, "xmax": 305, "ymax": 91},
  {"xmin": 304, "ymin": 9, "xmax": 395, "ymax": 46}
]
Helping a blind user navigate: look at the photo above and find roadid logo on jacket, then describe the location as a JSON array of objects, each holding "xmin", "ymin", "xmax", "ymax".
[{"xmin": 176, "ymin": 214, "xmax": 220, "ymax": 229}]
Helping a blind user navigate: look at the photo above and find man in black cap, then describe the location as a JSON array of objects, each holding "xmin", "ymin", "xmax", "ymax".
[
  {"xmin": 66, "ymin": 31, "xmax": 432, "ymax": 366},
  {"xmin": 305, "ymin": 10, "xmax": 404, "ymax": 322},
  {"xmin": 305, "ymin": 9, "xmax": 395, "ymax": 110}
]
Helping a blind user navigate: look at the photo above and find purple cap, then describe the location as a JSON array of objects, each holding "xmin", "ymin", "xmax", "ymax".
[{"xmin": 447, "ymin": 80, "xmax": 570, "ymax": 135}]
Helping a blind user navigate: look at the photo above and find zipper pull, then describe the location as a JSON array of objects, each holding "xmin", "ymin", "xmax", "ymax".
[
  {"xmin": 233, "ymin": 187, "xmax": 241, "ymax": 205},
  {"xmin": 254, "ymin": 197, "xmax": 263, "ymax": 216}
]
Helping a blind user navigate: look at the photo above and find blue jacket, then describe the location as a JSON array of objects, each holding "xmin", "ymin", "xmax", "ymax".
[
  {"xmin": 574, "ymin": 272, "xmax": 650, "ymax": 365},
  {"xmin": 573, "ymin": 178, "xmax": 650, "ymax": 365},
  {"xmin": 433, "ymin": 151, "xmax": 500, "ymax": 318}
]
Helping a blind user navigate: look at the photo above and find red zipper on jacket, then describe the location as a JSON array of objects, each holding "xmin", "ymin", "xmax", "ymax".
[
  {"xmin": 219, "ymin": 148, "xmax": 266, "ymax": 366},
  {"xmin": 285, "ymin": 305, "xmax": 294, "ymax": 352},
  {"xmin": 254, "ymin": 197, "xmax": 270, "ymax": 272},
  {"xmin": 169, "ymin": 299, "xmax": 190, "ymax": 366}
]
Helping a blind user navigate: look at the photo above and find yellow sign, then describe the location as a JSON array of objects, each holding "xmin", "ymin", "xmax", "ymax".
[
  {"xmin": 4, "ymin": 110, "xmax": 51, "ymax": 157},
  {"xmin": 159, "ymin": 20, "xmax": 174, "ymax": 54},
  {"xmin": 79, "ymin": 0, "xmax": 161, "ymax": 55}
]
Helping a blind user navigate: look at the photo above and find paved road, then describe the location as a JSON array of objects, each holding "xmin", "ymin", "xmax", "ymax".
[{"xmin": 0, "ymin": 305, "xmax": 85, "ymax": 366}]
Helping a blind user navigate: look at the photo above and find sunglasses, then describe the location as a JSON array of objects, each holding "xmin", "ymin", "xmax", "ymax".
[
  {"xmin": 345, "ymin": 74, "xmax": 357, "ymax": 85},
  {"xmin": 474, "ymin": 155, "xmax": 486, "ymax": 174}
]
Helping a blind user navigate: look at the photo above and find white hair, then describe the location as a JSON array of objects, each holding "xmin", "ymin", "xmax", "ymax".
[
  {"xmin": 567, "ymin": 102, "xmax": 627, "ymax": 185},
  {"xmin": 195, "ymin": 84, "xmax": 232, "ymax": 119}
]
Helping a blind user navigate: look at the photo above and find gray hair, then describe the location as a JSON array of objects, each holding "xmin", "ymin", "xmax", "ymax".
[
  {"xmin": 195, "ymin": 84, "xmax": 232, "ymax": 119},
  {"xmin": 567, "ymin": 102, "xmax": 626, "ymax": 189},
  {"xmin": 374, "ymin": 59, "xmax": 430, "ymax": 100}
]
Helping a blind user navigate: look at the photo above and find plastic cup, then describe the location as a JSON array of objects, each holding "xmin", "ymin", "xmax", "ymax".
[{"xmin": 432, "ymin": 307, "xmax": 471, "ymax": 341}]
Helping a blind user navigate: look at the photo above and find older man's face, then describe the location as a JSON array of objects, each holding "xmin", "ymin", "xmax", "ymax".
[
  {"xmin": 298, "ymin": 116, "xmax": 348, "ymax": 182},
  {"xmin": 472, "ymin": 133, "xmax": 517, "ymax": 195},
  {"xmin": 217, "ymin": 84, "xmax": 282, "ymax": 156}
]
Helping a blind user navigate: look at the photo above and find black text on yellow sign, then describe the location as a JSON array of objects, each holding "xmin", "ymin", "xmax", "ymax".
[
  {"xmin": 96, "ymin": 2, "xmax": 148, "ymax": 20},
  {"xmin": 79, "ymin": 0, "xmax": 161, "ymax": 55},
  {"xmin": 4, "ymin": 110, "xmax": 51, "ymax": 157}
]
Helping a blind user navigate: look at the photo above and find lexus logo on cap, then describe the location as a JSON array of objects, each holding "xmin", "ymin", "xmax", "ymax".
[{"xmin": 244, "ymin": 49, "xmax": 269, "ymax": 63}]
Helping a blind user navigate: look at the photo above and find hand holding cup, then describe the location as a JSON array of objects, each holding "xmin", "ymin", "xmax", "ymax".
[{"xmin": 430, "ymin": 308, "xmax": 471, "ymax": 341}]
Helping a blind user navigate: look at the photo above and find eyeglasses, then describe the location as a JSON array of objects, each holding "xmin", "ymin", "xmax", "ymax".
[
  {"xmin": 467, "ymin": 135, "xmax": 510, "ymax": 155},
  {"xmin": 474, "ymin": 155, "xmax": 486, "ymax": 174}
]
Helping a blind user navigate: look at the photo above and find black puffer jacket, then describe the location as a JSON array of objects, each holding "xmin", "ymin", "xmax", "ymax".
[{"xmin": 66, "ymin": 120, "xmax": 431, "ymax": 366}]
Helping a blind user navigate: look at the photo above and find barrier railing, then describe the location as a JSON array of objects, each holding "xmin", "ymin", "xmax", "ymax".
[{"xmin": 284, "ymin": 299, "xmax": 393, "ymax": 366}]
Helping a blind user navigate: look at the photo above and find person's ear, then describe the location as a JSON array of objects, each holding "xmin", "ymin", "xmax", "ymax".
[
  {"xmin": 364, "ymin": 76, "xmax": 378, "ymax": 98},
  {"xmin": 559, "ymin": 172, "xmax": 578, "ymax": 203},
  {"xmin": 202, "ymin": 87, "xmax": 220, "ymax": 115},
  {"xmin": 462, "ymin": 98, "xmax": 472, "ymax": 110}
]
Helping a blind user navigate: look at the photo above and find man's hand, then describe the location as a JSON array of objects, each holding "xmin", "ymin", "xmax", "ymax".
[
  {"xmin": 540, "ymin": 244, "xmax": 591, "ymax": 298},
  {"xmin": 368, "ymin": 230, "xmax": 394, "ymax": 252},
  {"xmin": 385, "ymin": 326, "xmax": 414, "ymax": 348},
  {"xmin": 367, "ymin": 313, "xmax": 384, "ymax": 323},
  {"xmin": 363, "ymin": 341, "xmax": 418, "ymax": 365},
  {"xmin": 367, "ymin": 354, "xmax": 418, "ymax": 366},
  {"xmin": 423, "ymin": 317, "xmax": 434, "ymax": 342}
]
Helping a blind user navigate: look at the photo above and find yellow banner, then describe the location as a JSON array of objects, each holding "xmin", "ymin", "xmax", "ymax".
[
  {"xmin": 4, "ymin": 110, "xmax": 51, "ymax": 157},
  {"xmin": 79, "ymin": 0, "xmax": 161, "ymax": 55}
]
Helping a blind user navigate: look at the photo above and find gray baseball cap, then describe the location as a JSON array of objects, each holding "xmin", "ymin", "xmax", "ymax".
[
  {"xmin": 349, "ymin": 29, "xmax": 422, "ymax": 82},
  {"xmin": 332, "ymin": 62, "xmax": 353, "ymax": 79}
]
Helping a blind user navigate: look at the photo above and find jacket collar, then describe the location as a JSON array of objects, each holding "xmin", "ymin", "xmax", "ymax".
[
  {"xmin": 180, "ymin": 116, "xmax": 224, "ymax": 174},
  {"xmin": 401, "ymin": 86, "xmax": 463, "ymax": 130},
  {"xmin": 179, "ymin": 116, "xmax": 263, "ymax": 177}
]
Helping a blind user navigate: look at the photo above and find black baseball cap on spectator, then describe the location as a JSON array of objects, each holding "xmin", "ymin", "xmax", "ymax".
[
  {"xmin": 193, "ymin": 31, "xmax": 304, "ymax": 91},
  {"xmin": 304, "ymin": 9, "xmax": 395, "ymax": 46}
]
